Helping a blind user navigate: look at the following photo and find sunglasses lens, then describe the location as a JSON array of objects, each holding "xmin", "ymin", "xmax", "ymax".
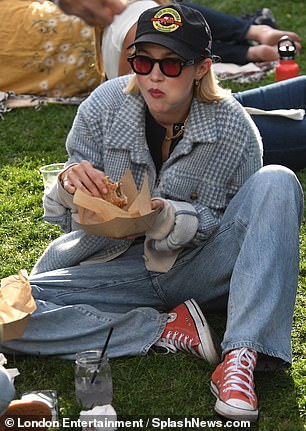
[
  {"xmin": 132, "ymin": 56, "xmax": 152, "ymax": 74},
  {"xmin": 161, "ymin": 59, "xmax": 182, "ymax": 77},
  {"xmin": 129, "ymin": 56, "xmax": 184, "ymax": 77}
]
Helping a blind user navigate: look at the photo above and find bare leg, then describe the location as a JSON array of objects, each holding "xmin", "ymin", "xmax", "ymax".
[
  {"xmin": 247, "ymin": 44, "xmax": 278, "ymax": 62},
  {"xmin": 246, "ymin": 25, "xmax": 301, "ymax": 52}
]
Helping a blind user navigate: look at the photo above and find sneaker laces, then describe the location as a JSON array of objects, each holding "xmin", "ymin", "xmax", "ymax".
[
  {"xmin": 156, "ymin": 330, "xmax": 198, "ymax": 356},
  {"xmin": 223, "ymin": 348, "xmax": 257, "ymax": 402}
]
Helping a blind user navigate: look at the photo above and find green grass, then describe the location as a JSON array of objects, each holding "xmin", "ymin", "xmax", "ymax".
[{"xmin": 0, "ymin": 1, "xmax": 306, "ymax": 430}]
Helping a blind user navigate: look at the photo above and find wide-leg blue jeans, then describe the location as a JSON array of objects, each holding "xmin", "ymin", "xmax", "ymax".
[
  {"xmin": 234, "ymin": 76, "xmax": 306, "ymax": 172},
  {"xmin": 0, "ymin": 166, "xmax": 303, "ymax": 365}
]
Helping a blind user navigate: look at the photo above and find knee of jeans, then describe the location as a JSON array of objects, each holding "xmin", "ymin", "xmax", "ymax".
[
  {"xmin": 257, "ymin": 164, "xmax": 298, "ymax": 186},
  {"xmin": 257, "ymin": 165, "xmax": 304, "ymax": 215}
]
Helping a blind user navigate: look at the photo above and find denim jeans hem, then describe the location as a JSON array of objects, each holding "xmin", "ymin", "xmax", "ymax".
[
  {"xmin": 221, "ymin": 341, "xmax": 291, "ymax": 365},
  {"xmin": 140, "ymin": 314, "xmax": 168, "ymax": 355}
]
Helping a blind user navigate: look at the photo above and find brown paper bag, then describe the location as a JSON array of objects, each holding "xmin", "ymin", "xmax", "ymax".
[
  {"xmin": 0, "ymin": 270, "xmax": 36, "ymax": 341},
  {"xmin": 73, "ymin": 169, "xmax": 159, "ymax": 238}
]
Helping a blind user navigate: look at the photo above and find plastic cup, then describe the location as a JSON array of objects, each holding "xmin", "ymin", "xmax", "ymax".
[{"xmin": 39, "ymin": 163, "xmax": 65, "ymax": 191}]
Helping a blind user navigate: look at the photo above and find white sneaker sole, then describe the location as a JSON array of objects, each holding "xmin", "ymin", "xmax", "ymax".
[
  {"xmin": 210, "ymin": 381, "xmax": 259, "ymax": 422},
  {"xmin": 185, "ymin": 299, "xmax": 220, "ymax": 365}
]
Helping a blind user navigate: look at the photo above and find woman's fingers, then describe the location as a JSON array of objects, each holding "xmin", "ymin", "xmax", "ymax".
[{"xmin": 61, "ymin": 160, "xmax": 108, "ymax": 197}]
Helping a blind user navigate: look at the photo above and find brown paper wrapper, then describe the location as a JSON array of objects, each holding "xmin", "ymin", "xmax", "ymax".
[
  {"xmin": 73, "ymin": 169, "xmax": 159, "ymax": 238},
  {"xmin": 0, "ymin": 269, "xmax": 36, "ymax": 341}
]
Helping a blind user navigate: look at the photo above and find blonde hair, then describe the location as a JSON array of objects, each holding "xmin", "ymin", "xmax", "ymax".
[
  {"xmin": 195, "ymin": 65, "xmax": 230, "ymax": 101},
  {"xmin": 124, "ymin": 62, "xmax": 230, "ymax": 102}
]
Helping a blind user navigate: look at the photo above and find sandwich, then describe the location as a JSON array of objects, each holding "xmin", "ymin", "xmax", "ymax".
[{"xmin": 101, "ymin": 176, "xmax": 128, "ymax": 208}]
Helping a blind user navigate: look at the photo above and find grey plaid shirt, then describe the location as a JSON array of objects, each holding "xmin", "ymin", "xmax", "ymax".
[{"xmin": 36, "ymin": 75, "xmax": 263, "ymax": 274}]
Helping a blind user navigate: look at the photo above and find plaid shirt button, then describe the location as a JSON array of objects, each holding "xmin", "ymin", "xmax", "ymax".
[{"xmin": 190, "ymin": 191, "xmax": 198, "ymax": 201}]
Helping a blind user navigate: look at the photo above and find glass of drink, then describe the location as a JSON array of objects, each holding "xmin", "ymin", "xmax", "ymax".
[
  {"xmin": 39, "ymin": 163, "xmax": 65, "ymax": 192},
  {"xmin": 75, "ymin": 350, "xmax": 113, "ymax": 410}
]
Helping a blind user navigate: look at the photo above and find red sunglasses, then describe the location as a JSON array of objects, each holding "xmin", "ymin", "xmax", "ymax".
[{"xmin": 127, "ymin": 54, "xmax": 197, "ymax": 77}]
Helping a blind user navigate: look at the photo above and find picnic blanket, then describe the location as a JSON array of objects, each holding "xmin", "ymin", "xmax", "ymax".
[
  {"xmin": 213, "ymin": 61, "xmax": 277, "ymax": 83},
  {"xmin": 0, "ymin": 90, "xmax": 85, "ymax": 118},
  {"xmin": 0, "ymin": 0, "xmax": 100, "ymax": 97}
]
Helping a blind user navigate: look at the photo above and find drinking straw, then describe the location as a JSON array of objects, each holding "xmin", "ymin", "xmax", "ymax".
[{"xmin": 91, "ymin": 326, "xmax": 114, "ymax": 384}]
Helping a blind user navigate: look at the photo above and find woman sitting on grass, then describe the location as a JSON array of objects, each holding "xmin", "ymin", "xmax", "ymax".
[{"xmin": 0, "ymin": 4, "xmax": 303, "ymax": 423}]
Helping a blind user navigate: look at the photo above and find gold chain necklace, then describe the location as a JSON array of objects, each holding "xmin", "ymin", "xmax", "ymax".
[{"xmin": 164, "ymin": 115, "xmax": 189, "ymax": 142}]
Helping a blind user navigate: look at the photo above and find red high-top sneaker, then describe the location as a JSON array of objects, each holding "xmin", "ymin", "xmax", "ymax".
[
  {"xmin": 211, "ymin": 348, "xmax": 258, "ymax": 421},
  {"xmin": 155, "ymin": 298, "xmax": 220, "ymax": 364}
]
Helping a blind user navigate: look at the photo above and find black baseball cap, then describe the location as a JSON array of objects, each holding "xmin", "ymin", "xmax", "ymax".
[{"xmin": 128, "ymin": 3, "xmax": 212, "ymax": 60}]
